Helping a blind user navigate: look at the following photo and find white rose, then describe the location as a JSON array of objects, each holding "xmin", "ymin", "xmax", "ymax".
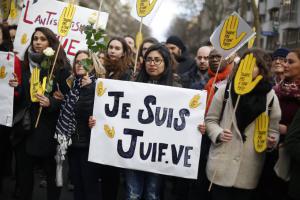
[
  {"xmin": 43, "ymin": 47, "xmax": 55, "ymax": 57},
  {"xmin": 88, "ymin": 12, "xmax": 98, "ymax": 25}
]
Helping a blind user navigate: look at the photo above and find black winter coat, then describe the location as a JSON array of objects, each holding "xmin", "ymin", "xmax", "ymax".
[
  {"xmin": 14, "ymin": 64, "xmax": 71, "ymax": 157},
  {"xmin": 285, "ymin": 108, "xmax": 300, "ymax": 199},
  {"xmin": 71, "ymin": 82, "xmax": 95, "ymax": 148}
]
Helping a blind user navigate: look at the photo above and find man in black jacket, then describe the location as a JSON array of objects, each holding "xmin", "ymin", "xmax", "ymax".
[{"xmin": 166, "ymin": 35, "xmax": 197, "ymax": 76}]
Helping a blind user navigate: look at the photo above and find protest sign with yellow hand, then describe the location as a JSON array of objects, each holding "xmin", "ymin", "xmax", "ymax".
[
  {"xmin": 220, "ymin": 15, "xmax": 247, "ymax": 50},
  {"xmin": 104, "ymin": 124, "xmax": 115, "ymax": 139},
  {"xmin": 0, "ymin": 66, "xmax": 7, "ymax": 79},
  {"xmin": 137, "ymin": 0, "xmax": 157, "ymax": 17},
  {"xmin": 248, "ymin": 27, "xmax": 256, "ymax": 49},
  {"xmin": 189, "ymin": 94, "xmax": 201, "ymax": 109},
  {"xmin": 254, "ymin": 112, "xmax": 269, "ymax": 153},
  {"xmin": 136, "ymin": 31, "xmax": 143, "ymax": 50},
  {"xmin": 30, "ymin": 68, "xmax": 47, "ymax": 102},
  {"xmin": 234, "ymin": 53, "xmax": 263, "ymax": 95},
  {"xmin": 58, "ymin": 3, "xmax": 76, "ymax": 37},
  {"xmin": 97, "ymin": 81, "xmax": 106, "ymax": 97},
  {"xmin": 8, "ymin": 0, "xmax": 17, "ymax": 19},
  {"xmin": 0, "ymin": 0, "xmax": 11, "ymax": 20}
]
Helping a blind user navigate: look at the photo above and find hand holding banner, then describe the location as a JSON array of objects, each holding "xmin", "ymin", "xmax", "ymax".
[{"xmin": 234, "ymin": 53, "xmax": 262, "ymax": 95}]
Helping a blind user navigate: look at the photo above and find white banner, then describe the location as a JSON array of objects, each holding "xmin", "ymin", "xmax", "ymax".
[
  {"xmin": 210, "ymin": 12, "xmax": 255, "ymax": 59},
  {"xmin": 0, "ymin": 51, "xmax": 14, "ymax": 127},
  {"xmin": 130, "ymin": 0, "xmax": 163, "ymax": 26},
  {"xmin": 89, "ymin": 79, "xmax": 207, "ymax": 179},
  {"xmin": 14, "ymin": 0, "xmax": 109, "ymax": 61}
]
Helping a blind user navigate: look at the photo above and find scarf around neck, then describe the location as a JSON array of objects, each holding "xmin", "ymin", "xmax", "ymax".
[
  {"xmin": 274, "ymin": 79, "xmax": 300, "ymax": 102},
  {"xmin": 28, "ymin": 46, "xmax": 45, "ymax": 71},
  {"xmin": 205, "ymin": 65, "xmax": 232, "ymax": 113},
  {"xmin": 231, "ymin": 80, "xmax": 272, "ymax": 142},
  {"xmin": 55, "ymin": 74, "xmax": 95, "ymax": 159}
]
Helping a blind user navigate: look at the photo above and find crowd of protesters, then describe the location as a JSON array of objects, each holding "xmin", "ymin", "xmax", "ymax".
[{"xmin": 0, "ymin": 19, "xmax": 300, "ymax": 200}]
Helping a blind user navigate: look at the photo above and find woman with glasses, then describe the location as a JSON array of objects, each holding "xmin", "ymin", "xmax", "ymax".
[
  {"xmin": 122, "ymin": 44, "xmax": 181, "ymax": 200},
  {"xmin": 271, "ymin": 48, "xmax": 290, "ymax": 86}
]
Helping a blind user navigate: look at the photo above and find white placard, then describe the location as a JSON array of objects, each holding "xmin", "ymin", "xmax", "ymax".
[
  {"xmin": 130, "ymin": 0, "xmax": 163, "ymax": 26},
  {"xmin": 14, "ymin": 0, "xmax": 109, "ymax": 61},
  {"xmin": 0, "ymin": 51, "xmax": 14, "ymax": 127},
  {"xmin": 210, "ymin": 12, "xmax": 256, "ymax": 59},
  {"xmin": 89, "ymin": 79, "xmax": 207, "ymax": 179}
]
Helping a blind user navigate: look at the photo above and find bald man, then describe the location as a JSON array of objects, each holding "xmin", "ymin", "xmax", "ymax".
[{"xmin": 180, "ymin": 46, "xmax": 212, "ymax": 89}]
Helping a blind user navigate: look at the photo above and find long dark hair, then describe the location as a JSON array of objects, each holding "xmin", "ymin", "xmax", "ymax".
[
  {"xmin": 136, "ymin": 43, "xmax": 173, "ymax": 86},
  {"xmin": 0, "ymin": 24, "xmax": 13, "ymax": 51},
  {"xmin": 104, "ymin": 37, "xmax": 132, "ymax": 79},
  {"xmin": 23, "ymin": 27, "xmax": 71, "ymax": 71}
]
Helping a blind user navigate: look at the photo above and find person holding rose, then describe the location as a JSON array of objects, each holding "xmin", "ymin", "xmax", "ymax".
[{"xmin": 12, "ymin": 27, "xmax": 71, "ymax": 200}]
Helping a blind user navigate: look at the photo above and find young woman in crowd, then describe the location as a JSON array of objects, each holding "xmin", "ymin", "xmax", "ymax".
[
  {"xmin": 122, "ymin": 43, "xmax": 180, "ymax": 200},
  {"xmin": 0, "ymin": 23, "xmax": 21, "ymax": 194},
  {"xmin": 88, "ymin": 36, "xmax": 133, "ymax": 200},
  {"xmin": 136, "ymin": 37, "xmax": 159, "ymax": 74},
  {"xmin": 268, "ymin": 48, "xmax": 300, "ymax": 200},
  {"xmin": 205, "ymin": 48, "xmax": 281, "ymax": 200},
  {"xmin": 55, "ymin": 50, "xmax": 105, "ymax": 200},
  {"xmin": 12, "ymin": 27, "xmax": 71, "ymax": 200},
  {"xmin": 103, "ymin": 37, "xmax": 133, "ymax": 81}
]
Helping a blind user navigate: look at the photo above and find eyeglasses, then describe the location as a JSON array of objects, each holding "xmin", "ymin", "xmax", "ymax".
[
  {"xmin": 208, "ymin": 55, "xmax": 222, "ymax": 60},
  {"xmin": 272, "ymin": 57, "xmax": 287, "ymax": 63},
  {"xmin": 145, "ymin": 57, "xmax": 163, "ymax": 65},
  {"xmin": 74, "ymin": 60, "xmax": 82, "ymax": 65}
]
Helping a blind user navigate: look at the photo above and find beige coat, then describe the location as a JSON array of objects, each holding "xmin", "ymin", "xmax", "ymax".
[{"xmin": 205, "ymin": 84, "xmax": 281, "ymax": 189}]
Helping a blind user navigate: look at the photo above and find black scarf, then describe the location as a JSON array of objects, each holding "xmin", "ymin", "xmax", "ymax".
[
  {"xmin": 230, "ymin": 80, "xmax": 272, "ymax": 142},
  {"xmin": 55, "ymin": 74, "xmax": 96, "ymax": 140}
]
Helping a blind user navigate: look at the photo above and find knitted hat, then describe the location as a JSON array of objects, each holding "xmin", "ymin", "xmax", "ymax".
[
  {"xmin": 272, "ymin": 48, "xmax": 290, "ymax": 59},
  {"xmin": 166, "ymin": 35, "xmax": 186, "ymax": 52}
]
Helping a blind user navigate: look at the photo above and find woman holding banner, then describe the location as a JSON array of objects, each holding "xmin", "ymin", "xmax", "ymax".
[
  {"xmin": 205, "ymin": 48, "xmax": 281, "ymax": 200},
  {"xmin": 121, "ymin": 43, "xmax": 179, "ymax": 200},
  {"xmin": 0, "ymin": 23, "xmax": 21, "ymax": 194},
  {"xmin": 12, "ymin": 27, "xmax": 71, "ymax": 200}
]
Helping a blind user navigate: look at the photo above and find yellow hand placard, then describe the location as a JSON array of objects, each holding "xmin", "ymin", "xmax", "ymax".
[
  {"xmin": 0, "ymin": 66, "xmax": 7, "ymax": 79},
  {"xmin": 234, "ymin": 53, "xmax": 263, "ymax": 95},
  {"xmin": 97, "ymin": 81, "xmax": 106, "ymax": 97},
  {"xmin": 104, "ymin": 124, "xmax": 115, "ymax": 139},
  {"xmin": 1, "ymin": 0, "xmax": 11, "ymax": 20},
  {"xmin": 136, "ymin": 31, "xmax": 143, "ymax": 49},
  {"xmin": 58, "ymin": 3, "xmax": 76, "ymax": 37},
  {"xmin": 254, "ymin": 112, "xmax": 269, "ymax": 153},
  {"xmin": 21, "ymin": 33, "xmax": 29, "ymax": 45},
  {"xmin": 137, "ymin": 0, "xmax": 157, "ymax": 17},
  {"xmin": 220, "ymin": 15, "xmax": 247, "ymax": 50},
  {"xmin": 30, "ymin": 68, "xmax": 47, "ymax": 102},
  {"xmin": 248, "ymin": 27, "xmax": 256, "ymax": 49},
  {"xmin": 189, "ymin": 94, "xmax": 201, "ymax": 109},
  {"xmin": 8, "ymin": 0, "xmax": 17, "ymax": 19}
]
